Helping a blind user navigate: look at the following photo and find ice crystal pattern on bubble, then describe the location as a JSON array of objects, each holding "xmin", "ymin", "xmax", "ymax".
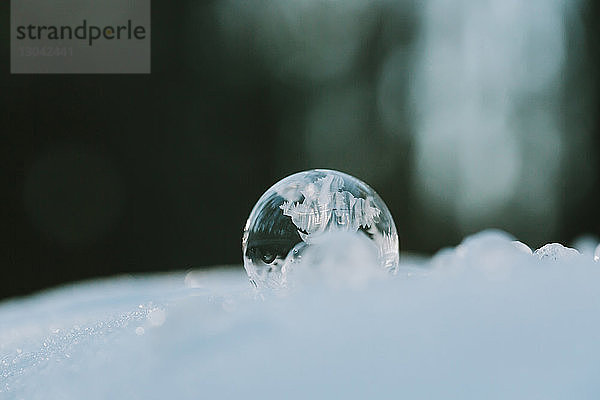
[{"xmin": 279, "ymin": 175, "xmax": 381, "ymax": 243}]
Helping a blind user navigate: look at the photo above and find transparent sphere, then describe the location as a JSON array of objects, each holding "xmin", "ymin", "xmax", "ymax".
[{"xmin": 242, "ymin": 169, "xmax": 399, "ymax": 288}]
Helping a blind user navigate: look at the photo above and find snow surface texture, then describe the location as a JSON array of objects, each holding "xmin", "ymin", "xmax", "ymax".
[{"xmin": 1, "ymin": 230, "xmax": 600, "ymax": 399}]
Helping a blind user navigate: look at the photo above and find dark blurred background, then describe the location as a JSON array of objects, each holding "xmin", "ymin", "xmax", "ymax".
[{"xmin": 2, "ymin": 0, "xmax": 599, "ymax": 300}]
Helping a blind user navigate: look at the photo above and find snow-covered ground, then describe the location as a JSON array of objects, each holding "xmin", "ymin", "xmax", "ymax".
[{"xmin": 1, "ymin": 230, "xmax": 599, "ymax": 399}]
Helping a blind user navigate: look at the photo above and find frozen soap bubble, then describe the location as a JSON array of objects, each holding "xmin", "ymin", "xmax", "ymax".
[{"xmin": 242, "ymin": 169, "xmax": 399, "ymax": 288}]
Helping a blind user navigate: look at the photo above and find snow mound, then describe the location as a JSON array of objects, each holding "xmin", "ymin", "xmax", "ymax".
[{"xmin": 1, "ymin": 230, "xmax": 599, "ymax": 399}]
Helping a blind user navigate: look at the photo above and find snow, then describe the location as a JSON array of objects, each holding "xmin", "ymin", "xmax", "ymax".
[
  {"xmin": 1, "ymin": 230, "xmax": 600, "ymax": 399},
  {"xmin": 534, "ymin": 243, "xmax": 580, "ymax": 261}
]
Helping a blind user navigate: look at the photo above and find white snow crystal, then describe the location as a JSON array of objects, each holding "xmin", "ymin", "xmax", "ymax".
[{"xmin": 534, "ymin": 243, "xmax": 580, "ymax": 261}]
